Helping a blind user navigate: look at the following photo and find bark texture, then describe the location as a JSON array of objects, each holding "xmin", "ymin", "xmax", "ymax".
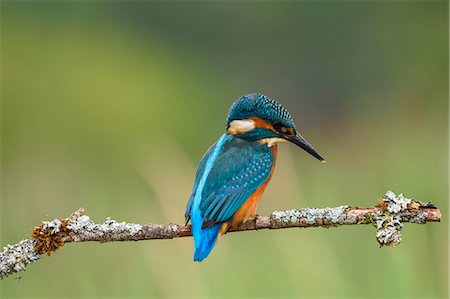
[{"xmin": 0, "ymin": 191, "xmax": 442, "ymax": 280}]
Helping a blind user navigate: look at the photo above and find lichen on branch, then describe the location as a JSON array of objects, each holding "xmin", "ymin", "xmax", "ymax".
[
  {"xmin": 374, "ymin": 191, "xmax": 434, "ymax": 246},
  {"xmin": 0, "ymin": 239, "xmax": 39, "ymax": 280},
  {"xmin": 0, "ymin": 191, "xmax": 442, "ymax": 281}
]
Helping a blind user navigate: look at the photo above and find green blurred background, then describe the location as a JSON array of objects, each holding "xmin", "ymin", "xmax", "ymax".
[{"xmin": 1, "ymin": 1, "xmax": 448, "ymax": 298}]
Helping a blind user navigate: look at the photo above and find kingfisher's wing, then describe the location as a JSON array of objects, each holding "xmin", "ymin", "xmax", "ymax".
[
  {"xmin": 185, "ymin": 136, "xmax": 274, "ymax": 228},
  {"xmin": 184, "ymin": 143, "xmax": 212, "ymax": 224}
]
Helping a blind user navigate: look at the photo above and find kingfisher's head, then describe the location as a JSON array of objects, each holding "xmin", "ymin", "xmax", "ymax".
[{"xmin": 226, "ymin": 93, "xmax": 325, "ymax": 162}]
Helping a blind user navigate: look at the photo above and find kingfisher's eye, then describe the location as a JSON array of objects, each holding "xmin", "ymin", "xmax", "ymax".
[{"xmin": 273, "ymin": 122, "xmax": 289, "ymax": 134}]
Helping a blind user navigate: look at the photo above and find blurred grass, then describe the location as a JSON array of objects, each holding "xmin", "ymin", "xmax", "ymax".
[{"xmin": 1, "ymin": 2, "xmax": 448, "ymax": 298}]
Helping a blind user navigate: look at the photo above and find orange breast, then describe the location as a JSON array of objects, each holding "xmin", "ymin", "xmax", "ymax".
[{"xmin": 219, "ymin": 145, "xmax": 278, "ymax": 237}]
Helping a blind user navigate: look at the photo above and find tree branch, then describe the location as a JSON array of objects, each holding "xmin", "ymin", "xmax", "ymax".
[{"xmin": 0, "ymin": 191, "xmax": 442, "ymax": 280}]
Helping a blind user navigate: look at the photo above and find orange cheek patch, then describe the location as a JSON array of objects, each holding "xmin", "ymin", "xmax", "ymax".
[
  {"xmin": 250, "ymin": 117, "xmax": 276, "ymax": 132},
  {"xmin": 287, "ymin": 127, "xmax": 294, "ymax": 136}
]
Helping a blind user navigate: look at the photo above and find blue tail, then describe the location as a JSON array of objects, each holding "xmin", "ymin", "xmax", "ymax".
[{"xmin": 193, "ymin": 223, "xmax": 221, "ymax": 262}]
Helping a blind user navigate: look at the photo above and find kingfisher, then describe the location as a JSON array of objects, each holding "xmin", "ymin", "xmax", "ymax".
[{"xmin": 185, "ymin": 93, "xmax": 324, "ymax": 261}]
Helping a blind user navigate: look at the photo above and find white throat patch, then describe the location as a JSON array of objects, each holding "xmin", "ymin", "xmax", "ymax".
[{"xmin": 227, "ymin": 119, "xmax": 255, "ymax": 134}]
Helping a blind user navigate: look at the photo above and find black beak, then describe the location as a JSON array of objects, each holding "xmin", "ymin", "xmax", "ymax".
[{"xmin": 284, "ymin": 132, "xmax": 325, "ymax": 162}]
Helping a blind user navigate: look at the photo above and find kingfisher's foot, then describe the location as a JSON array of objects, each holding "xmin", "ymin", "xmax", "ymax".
[
  {"xmin": 253, "ymin": 216, "xmax": 259, "ymax": 229},
  {"xmin": 245, "ymin": 214, "xmax": 258, "ymax": 222}
]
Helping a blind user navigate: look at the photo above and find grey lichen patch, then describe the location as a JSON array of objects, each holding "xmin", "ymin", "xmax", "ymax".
[
  {"xmin": 66, "ymin": 215, "xmax": 93, "ymax": 233},
  {"xmin": 141, "ymin": 223, "xmax": 180, "ymax": 239},
  {"xmin": 382, "ymin": 191, "xmax": 412, "ymax": 213},
  {"xmin": 0, "ymin": 239, "xmax": 40, "ymax": 280},
  {"xmin": 271, "ymin": 206, "xmax": 348, "ymax": 228},
  {"xmin": 321, "ymin": 206, "xmax": 349, "ymax": 225},
  {"xmin": 67, "ymin": 215, "xmax": 143, "ymax": 242},
  {"xmin": 99, "ymin": 217, "xmax": 143, "ymax": 236},
  {"xmin": 272, "ymin": 210, "xmax": 303, "ymax": 226},
  {"xmin": 408, "ymin": 210, "xmax": 428, "ymax": 224},
  {"xmin": 168, "ymin": 224, "xmax": 179, "ymax": 234},
  {"xmin": 42, "ymin": 219, "xmax": 63, "ymax": 234},
  {"xmin": 374, "ymin": 211, "xmax": 403, "ymax": 247},
  {"xmin": 374, "ymin": 191, "xmax": 413, "ymax": 247}
]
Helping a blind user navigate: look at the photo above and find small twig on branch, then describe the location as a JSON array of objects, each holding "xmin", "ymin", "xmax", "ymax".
[{"xmin": 0, "ymin": 191, "xmax": 442, "ymax": 280}]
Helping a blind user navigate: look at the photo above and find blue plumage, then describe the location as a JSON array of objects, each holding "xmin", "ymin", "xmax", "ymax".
[
  {"xmin": 192, "ymin": 223, "xmax": 222, "ymax": 261},
  {"xmin": 227, "ymin": 93, "xmax": 296, "ymax": 130},
  {"xmin": 185, "ymin": 134, "xmax": 274, "ymax": 261},
  {"xmin": 200, "ymin": 136, "xmax": 273, "ymax": 224},
  {"xmin": 185, "ymin": 92, "xmax": 324, "ymax": 261}
]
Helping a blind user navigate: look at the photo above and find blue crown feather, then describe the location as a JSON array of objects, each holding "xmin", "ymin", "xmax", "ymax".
[{"xmin": 226, "ymin": 93, "xmax": 296, "ymax": 130}]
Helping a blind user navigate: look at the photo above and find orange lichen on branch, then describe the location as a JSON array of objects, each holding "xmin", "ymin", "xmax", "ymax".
[
  {"xmin": 32, "ymin": 218, "xmax": 70, "ymax": 256},
  {"xmin": 1, "ymin": 191, "xmax": 442, "ymax": 281}
]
